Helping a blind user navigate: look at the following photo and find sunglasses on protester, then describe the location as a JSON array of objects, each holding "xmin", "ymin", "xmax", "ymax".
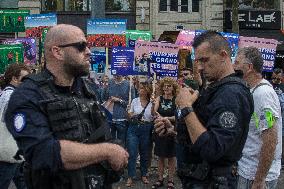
[{"xmin": 58, "ymin": 41, "xmax": 88, "ymax": 52}]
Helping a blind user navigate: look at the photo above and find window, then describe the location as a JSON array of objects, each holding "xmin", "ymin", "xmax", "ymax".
[
  {"xmin": 181, "ymin": 0, "xmax": 188, "ymax": 12},
  {"xmin": 160, "ymin": 0, "xmax": 167, "ymax": 11},
  {"xmin": 170, "ymin": 0, "xmax": 178, "ymax": 11},
  {"xmin": 226, "ymin": 0, "xmax": 280, "ymax": 10},
  {"xmin": 106, "ymin": 0, "xmax": 135, "ymax": 12},
  {"xmin": 42, "ymin": 0, "xmax": 92, "ymax": 11},
  {"xmin": 159, "ymin": 0, "xmax": 199, "ymax": 13}
]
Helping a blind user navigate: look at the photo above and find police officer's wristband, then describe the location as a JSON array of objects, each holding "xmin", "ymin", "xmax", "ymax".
[{"xmin": 177, "ymin": 106, "xmax": 194, "ymax": 120}]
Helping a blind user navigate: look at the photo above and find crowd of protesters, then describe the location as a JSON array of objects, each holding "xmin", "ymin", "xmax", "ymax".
[{"xmin": 0, "ymin": 29, "xmax": 284, "ymax": 189}]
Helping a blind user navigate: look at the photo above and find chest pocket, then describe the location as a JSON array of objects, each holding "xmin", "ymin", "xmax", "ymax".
[{"xmin": 45, "ymin": 97, "xmax": 84, "ymax": 141}]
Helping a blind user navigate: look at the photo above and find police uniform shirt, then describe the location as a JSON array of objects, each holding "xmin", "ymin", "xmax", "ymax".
[
  {"xmin": 191, "ymin": 73, "xmax": 253, "ymax": 166},
  {"xmin": 4, "ymin": 73, "xmax": 87, "ymax": 172}
]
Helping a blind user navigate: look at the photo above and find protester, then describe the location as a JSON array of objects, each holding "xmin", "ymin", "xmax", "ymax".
[
  {"xmin": 178, "ymin": 67, "xmax": 199, "ymax": 90},
  {"xmin": 0, "ymin": 63, "xmax": 30, "ymax": 189},
  {"xmin": 102, "ymin": 74, "xmax": 134, "ymax": 147},
  {"xmin": 151, "ymin": 77, "xmax": 178, "ymax": 189},
  {"xmin": 126, "ymin": 81, "xmax": 154, "ymax": 187},
  {"xmin": 271, "ymin": 68, "xmax": 284, "ymax": 168},
  {"xmin": 154, "ymin": 31, "xmax": 254, "ymax": 188},
  {"xmin": 234, "ymin": 47, "xmax": 282, "ymax": 189},
  {"xmin": 5, "ymin": 24, "xmax": 129, "ymax": 189}
]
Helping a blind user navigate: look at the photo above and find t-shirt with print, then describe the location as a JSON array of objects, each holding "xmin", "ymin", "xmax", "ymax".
[
  {"xmin": 130, "ymin": 97, "xmax": 153, "ymax": 122},
  {"xmin": 238, "ymin": 79, "xmax": 282, "ymax": 181}
]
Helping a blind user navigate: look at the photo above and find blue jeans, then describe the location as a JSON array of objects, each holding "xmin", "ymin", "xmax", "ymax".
[
  {"xmin": 110, "ymin": 120, "xmax": 128, "ymax": 147},
  {"xmin": 237, "ymin": 175, "xmax": 278, "ymax": 189},
  {"xmin": 0, "ymin": 162, "xmax": 27, "ymax": 189},
  {"xmin": 126, "ymin": 123, "xmax": 153, "ymax": 178}
]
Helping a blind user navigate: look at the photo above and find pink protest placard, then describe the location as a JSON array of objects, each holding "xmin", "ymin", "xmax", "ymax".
[{"xmin": 239, "ymin": 36, "xmax": 278, "ymax": 72}]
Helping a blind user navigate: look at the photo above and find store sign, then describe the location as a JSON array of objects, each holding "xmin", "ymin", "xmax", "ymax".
[{"xmin": 225, "ymin": 10, "xmax": 281, "ymax": 29}]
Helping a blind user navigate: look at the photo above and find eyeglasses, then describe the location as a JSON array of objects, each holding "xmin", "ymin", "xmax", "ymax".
[
  {"xmin": 58, "ymin": 41, "xmax": 88, "ymax": 52},
  {"xmin": 163, "ymin": 84, "xmax": 172, "ymax": 88}
]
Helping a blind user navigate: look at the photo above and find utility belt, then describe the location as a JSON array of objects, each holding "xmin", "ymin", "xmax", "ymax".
[
  {"xmin": 23, "ymin": 162, "xmax": 114, "ymax": 189},
  {"xmin": 177, "ymin": 161, "xmax": 237, "ymax": 181}
]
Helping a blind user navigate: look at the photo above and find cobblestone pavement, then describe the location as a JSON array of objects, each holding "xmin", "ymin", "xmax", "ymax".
[{"xmin": 9, "ymin": 165, "xmax": 284, "ymax": 189}]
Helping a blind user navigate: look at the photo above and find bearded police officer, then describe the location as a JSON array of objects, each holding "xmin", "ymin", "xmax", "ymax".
[
  {"xmin": 5, "ymin": 24, "xmax": 129, "ymax": 189},
  {"xmin": 154, "ymin": 31, "xmax": 254, "ymax": 189}
]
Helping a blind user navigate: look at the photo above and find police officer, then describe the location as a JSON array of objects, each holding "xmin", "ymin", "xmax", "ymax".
[
  {"xmin": 154, "ymin": 31, "xmax": 254, "ymax": 189},
  {"xmin": 5, "ymin": 24, "xmax": 129, "ymax": 189}
]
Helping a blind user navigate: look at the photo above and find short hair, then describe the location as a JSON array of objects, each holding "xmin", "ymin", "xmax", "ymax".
[
  {"xmin": 159, "ymin": 77, "xmax": 179, "ymax": 96},
  {"xmin": 237, "ymin": 47, "xmax": 263, "ymax": 73},
  {"xmin": 0, "ymin": 63, "xmax": 31, "ymax": 89},
  {"xmin": 273, "ymin": 68, "xmax": 282, "ymax": 75},
  {"xmin": 192, "ymin": 31, "xmax": 232, "ymax": 57}
]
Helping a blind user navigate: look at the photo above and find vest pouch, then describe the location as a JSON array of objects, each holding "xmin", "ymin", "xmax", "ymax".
[
  {"xmin": 177, "ymin": 161, "xmax": 210, "ymax": 181},
  {"xmin": 85, "ymin": 174, "xmax": 104, "ymax": 189}
]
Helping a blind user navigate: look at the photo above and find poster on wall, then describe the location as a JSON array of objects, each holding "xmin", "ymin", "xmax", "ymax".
[
  {"xmin": 239, "ymin": 36, "xmax": 278, "ymax": 72},
  {"xmin": 0, "ymin": 44, "xmax": 24, "ymax": 74},
  {"xmin": 125, "ymin": 30, "xmax": 152, "ymax": 47},
  {"xmin": 3, "ymin": 38, "xmax": 37, "ymax": 65},
  {"xmin": 0, "ymin": 10, "xmax": 30, "ymax": 33},
  {"xmin": 134, "ymin": 41, "xmax": 179, "ymax": 78},
  {"xmin": 87, "ymin": 19, "xmax": 127, "ymax": 48},
  {"xmin": 25, "ymin": 13, "xmax": 57, "ymax": 38},
  {"xmin": 111, "ymin": 47, "xmax": 135, "ymax": 76}
]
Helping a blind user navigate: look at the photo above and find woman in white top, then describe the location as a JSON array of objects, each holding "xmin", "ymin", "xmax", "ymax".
[
  {"xmin": 0, "ymin": 63, "xmax": 30, "ymax": 189},
  {"xmin": 126, "ymin": 81, "xmax": 153, "ymax": 187}
]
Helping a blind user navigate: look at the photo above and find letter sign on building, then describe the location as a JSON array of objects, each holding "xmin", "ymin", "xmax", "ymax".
[{"xmin": 225, "ymin": 10, "xmax": 281, "ymax": 30}]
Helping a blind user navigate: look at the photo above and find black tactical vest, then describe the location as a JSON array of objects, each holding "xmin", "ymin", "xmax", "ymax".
[{"xmin": 24, "ymin": 70, "xmax": 113, "ymax": 189}]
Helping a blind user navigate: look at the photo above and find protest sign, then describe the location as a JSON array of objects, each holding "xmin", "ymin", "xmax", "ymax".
[
  {"xmin": 25, "ymin": 13, "xmax": 56, "ymax": 38},
  {"xmin": 87, "ymin": 34, "xmax": 126, "ymax": 48},
  {"xmin": 194, "ymin": 30, "xmax": 239, "ymax": 61},
  {"xmin": 87, "ymin": 19, "xmax": 127, "ymax": 48},
  {"xmin": 4, "ymin": 38, "xmax": 36, "ymax": 65},
  {"xmin": 111, "ymin": 47, "xmax": 135, "ymax": 76},
  {"xmin": 90, "ymin": 47, "xmax": 107, "ymax": 74},
  {"xmin": 220, "ymin": 32, "xmax": 239, "ymax": 61},
  {"xmin": 175, "ymin": 30, "xmax": 195, "ymax": 49},
  {"xmin": 135, "ymin": 41, "xmax": 179, "ymax": 78},
  {"xmin": 87, "ymin": 19, "xmax": 127, "ymax": 35},
  {"xmin": 125, "ymin": 30, "xmax": 152, "ymax": 47},
  {"xmin": 0, "ymin": 10, "xmax": 30, "ymax": 33},
  {"xmin": 239, "ymin": 36, "xmax": 278, "ymax": 72},
  {"xmin": 0, "ymin": 44, "xmax": 24, "ymax": 74}
]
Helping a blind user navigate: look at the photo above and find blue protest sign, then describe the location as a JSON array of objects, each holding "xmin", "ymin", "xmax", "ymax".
[{"xmin": 111, "ymin": 47, "xmax": 136, "ymax": 76}]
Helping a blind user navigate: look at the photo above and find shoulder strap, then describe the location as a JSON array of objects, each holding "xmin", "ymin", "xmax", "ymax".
[
  {"xmin": 24, "ymin": 69, "xmax": 53, "ymax": 85},
  {"xmin": 251, "ymin": 83, "xmax": 272, "ymax": 94},
  {"xmin": 3, "ymin": 86, "xmax": 14, "ymax": 92},
  {"xmin": 209, "ymin": 76, "xmax": 249, "ymax": 90}
]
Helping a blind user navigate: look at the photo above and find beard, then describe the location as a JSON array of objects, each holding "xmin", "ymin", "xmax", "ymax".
[{"xmin": 63, "ymin": 59, "xmax": 90, "ymax": 77}]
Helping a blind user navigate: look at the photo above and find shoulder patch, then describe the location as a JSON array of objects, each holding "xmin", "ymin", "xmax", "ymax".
[
  {"xmin": 219, "ymin": 111, "xmax": 237, "ymax": 128},
  {"xmin": 14, "ymin": 113, "xmax": 26, "ymax": 132}
]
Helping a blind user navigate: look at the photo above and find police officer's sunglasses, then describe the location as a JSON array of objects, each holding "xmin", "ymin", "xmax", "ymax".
[{"xmin": 58, "ymin": 41, "xmax": 88, "ymax": 52}]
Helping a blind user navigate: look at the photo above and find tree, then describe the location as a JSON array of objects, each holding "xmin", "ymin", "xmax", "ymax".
[{"xmin": 232, "ymin": 0, "xmax": 239, "ymax": 33}]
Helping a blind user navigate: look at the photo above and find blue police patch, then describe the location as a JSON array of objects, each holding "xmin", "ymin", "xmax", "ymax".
[{"xmin": 14, "ymin": 113, "xmax": 26, "ymax": 132}]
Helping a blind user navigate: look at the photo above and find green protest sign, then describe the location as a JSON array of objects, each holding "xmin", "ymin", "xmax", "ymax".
[
  {"xmin": 0, "ymin": 9, "xmax": 30, "ymax": 33},
  {"xmin": 125, "ymin": 30, "xmax": 152, "ymax": 47},
  {"xmin": 0, "ymin": 44, "xmax": 24, "ymax": 74}
]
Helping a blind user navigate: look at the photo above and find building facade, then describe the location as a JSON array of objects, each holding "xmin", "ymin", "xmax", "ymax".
[
  {"xmin": 136, "ymin": 0, "xmax": 224, "ymax": 39},
  {"xmin": 1, "ymin": 0, "xmax": 284, "ymax": 40}
]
